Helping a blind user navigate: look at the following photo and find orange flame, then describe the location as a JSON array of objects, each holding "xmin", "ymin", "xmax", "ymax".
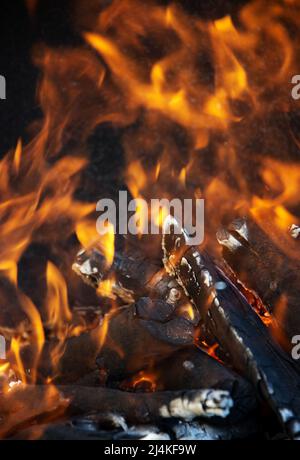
[
  {"xmin": 0, "ymin": 0, "xmax": 300, "ymax": 417},
  {"xmin": 45, "ymin": 261, "xmax": 72, "ymax": 335}
]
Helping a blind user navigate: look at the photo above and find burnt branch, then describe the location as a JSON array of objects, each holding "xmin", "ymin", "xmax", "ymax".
[
  {"xmin": 72, "ymin": 238, "xmax": 199, "ymax": 322},
  {"xmin": 0, "ymin": 385, "xmax": 233, "ymax": 438},
  {"xmin": 217, "ymin": 217, "xmax": 300, "ymax": 349},
  {"xmin": 38, "ymin": 300, "xmax": 196, "ymax": 384},
  {"xmin": 162, "ymin": 216, "xmax": 300, "ymax": 440}
]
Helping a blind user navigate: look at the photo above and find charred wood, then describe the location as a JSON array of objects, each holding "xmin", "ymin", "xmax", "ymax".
[
  {"xmin": 162, "ymin": 216, "xmax": 300, "ymax": 439},
  {"xmin": 39, "ymin": 299, "xmax": 196, "ymax": 384},
  {"xmin": 72, "ymin": 240, "xmax": 199, "ymax": 323},
  {"xmin": 152, "ymin": 346, "xmax": 257, "ymax": 423},
  {"xmin": 7, "ymin": 415, "xmax": 260, "ymax": 441},
  {"xmin": 72, "ymin": 239, "xmax": 162, "ymax": 298},
  {"xmin": 8, "ymin": 420, "xmax": 171, "ymax": 440},
  {"xmin": 0, "ymin": 385, "xmax": 233, "ymax": 438},
  {"xmin": 217, "ymin": 217, "xmax": 300, "ymax": 349}
]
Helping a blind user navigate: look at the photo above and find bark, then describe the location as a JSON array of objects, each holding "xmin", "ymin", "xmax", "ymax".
[
  {"xmin": 0, "ymin": 384, "xmax": 233, "ymax": 438},
  {"xmin": 162, "ymin": 216, "xmax": 300, "ymax": 440},
  {"xmin": 217, "ymin": 217, "xmax": 300, "ymax": 350}
]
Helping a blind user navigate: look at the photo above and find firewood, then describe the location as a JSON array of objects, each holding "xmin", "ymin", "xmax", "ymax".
[
  {"xmin": 72, "ymin": 237, "xmax": 162, "ymax": 298},
  {"xmin": 8, "ymin": 419, "xmax": 171, "ymax": 440},
  {"xmin": 8, "ymin": 414, "xmax": 260, "ymax": 440},
  {"xmin": 39, "ymin": 299, "xmax": 196, "ymax": 384},
  {"xmin": 217, "ymin": 217, "xmax": 300, "ymax": 350},
  {"xmin": 0, "ymin": 384, "xmax": 233, "ymax": 438},
  {"xmin": 0, "ymin": 384, "xmax": 68, "ymax": 439},
  {"xmin": 152, "ymin": 346, "xmax": 257, "ymax": 423},
  {"xmin": 58, "ymin": 339, "xmax": 257, "ymax": 422},
  {"xmin": 162, "ymin": 216, "xmax": 300, "ymax": 440},
  {"xmin": 54, "ymin": 386, "xmax": 235, "ymax": 422},
  {"xmin": 72, "ymin": 238, "xmax": 199, "ymax": 323},
  {"xmin": 7, "ymin": 407, "xmax": 262, "ymax": 440},
  {"xmin": 90, "ymin": 301, "xmax": 196, "ymax": 383}
]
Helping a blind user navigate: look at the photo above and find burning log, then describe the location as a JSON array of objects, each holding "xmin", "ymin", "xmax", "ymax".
[
  {"xmin": 169, "ymin": 416, "xmax": 260, "ymax": 441},
  {"xmin": 49, "ymin": 323, "xmax": 256, "ymax": 421},
  {"xmin": 0, "ymin": 385, "xmax": 233, "ymax": 438},
  {"xmin": 9, "ymin": 419, "xmax": 171, "ymax": 441},
  {"xmin": 8, "ymin": 413, "xmax": 260, "ymax": 441},
  {"xmin": 0, "ymin": 385, "xmax": 68, "ymax": 439},
  {"xmin": 217, "ymin": 217, "xmax": 300, "ymax": 350},
  {"xmin": 72, "ymin": 237, "xmax": 163, "ymax": 299},
  {"xmin": 162, "ymin": 216, "xmax": 300, "ymax": 440},
  {"xmin": 41, "ymin": 300, "xmax": 257, "ymax": 426},
  {"xmin": 39, "ymin": 307, "xmax": 257, "ymax": 424},
  {"xmin": 72, "ymin": 238, "xmax": 199, "ymax": 323},
  {"xmin": 41, "ymin": 298, "xmax": 196, "ymax": 384},
  {"xmin": 153, "ymin": 346, "xmax": 257, "ymax": 423},
  {"xmin": 217, "ymin": 219, "xmax": 300, "ymax": 350}
]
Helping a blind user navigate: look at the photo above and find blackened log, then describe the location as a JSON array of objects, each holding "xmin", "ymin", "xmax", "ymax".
[
  {"xmin": 8, "ymin": 419, "xmax": 171, "ymax": 441},
  {"xmin": 40, "ymin": 299, "xmax": 196, "ymax": 384},
  {"xmin": 217, "ymin": 217, "xmax": 300, "ymax": 349},
  {"xmin": 8, "ymin": 415, "xmax": 261, "ymax": 440},
  {"xmin": 162, "ymin": 216, "xmax": 300, "ymax": 439},
  {"xmin": 152, "ymin": 346, "xmax": 257, "ymax": 423},
  {"xmin": 72, "ymin": 237, "xmax": 162, "ymax": 298},
  {"xmin": 0, "ymin": 384, "xmax": 68, "ymax": 439},
  {"xmin": 0, "ymin": 385, "xmax": 233, "ymax": 438},
  {"xmin": 95, "ymin": 301, "xmax": 197, "ymax": 384},
  {"xmin": 55, "ymin": 386, "xmax": 234, "ymax": 422},
  {"xmin": 170, "ymin": 417, "xmax": 260, "ymax": 440},
  {"xmin": 72, "ymin": 241, "xmax": 199, "ymax": 323}
]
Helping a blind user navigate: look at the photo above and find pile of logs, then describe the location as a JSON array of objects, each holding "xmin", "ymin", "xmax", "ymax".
[{"xmin": 1, "ymin": 217, "xmax": 300, "ymax": 440}]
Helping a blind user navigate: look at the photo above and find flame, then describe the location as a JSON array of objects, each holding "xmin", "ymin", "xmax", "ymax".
[
  {"xmin": 10, "ymin": 337, "xmax": 27, "ymax": 385},
  {"xmin": 45, "ymin": 262, "xmax": 72, "ymax": 334},
  {"xmin": 153, "ymin": 204, "xmax": 169, "ymax": 231},
  {"xmin": 76, "ymin": 219, "xmax": 115, "ymax": 268},
  {"xmin": 249, "ymin": 158, "xmax": 300, "ymax": 259},
  {"xmin": 13, "ymin": 139, "xmax": 22, "ymax": 175},
  {"xmin": 179, "ymin": 303, "xmax": 195, "ymax": 322},
  {"xmin": 270, "ymin": 294, "xmax": 290, "ymax": 350},
  {"xmin": 97, "ymin": 278, "xmax": 115, "ymax": 299},
  {"xmin": 0, "ymin": 0, "xmax": 299, "ymax": 424},
  {"xmin": 124, "ymin": 370, "xmax": 157, "ymax": 392},
  {"xmin": 98, "ymin": 315, "xmax": 109, "ymax": 350},
  {"xmin": 200, "ymin": 341, "xmax": 222, "ymax": 363},
  {"xmin": 0, "ymin": 362, "xmax": 10, "ymax": 374},
  {"xmin": 126, "ymin": 161, "xmax": 147, "ymax": 199},
  {"xmin": 179, "ymin": 167, "xmax": 186, "ymax": 187},
  {"xmin": 92, "ymin": 311, "xmax": 111, "ymax": 353}
]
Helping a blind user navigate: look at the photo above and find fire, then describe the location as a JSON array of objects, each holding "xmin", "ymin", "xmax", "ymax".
[
  {"xmin": 10, "ymin": 337, "xmax": 26, "ymax": 385},
  {"xmin": 0, "ymin": 0, "xmax": 299, "ymax": 430},
  {"xmin": 76, "ymin": 219, "xmax": 115, "ymax": 268},
  {"xmin": 13, "ymin": 139, "xmax": 23, "ymax": 175},
  {"xmin": 45, "ymin": 261, "xmax": 72, "ymax": 335},
  {"xmin": 81, "ymin": 0, "xmax": 300, "ymax": 244},
  {"xmin": 96, "ymin": 314, "xmax": 110, "ymax": 351},
  {"xmin": 200, "ymin": 341, "xmax": 222, "ymax": 363},
  {"xmin": 97, "ymin": 278, "xmax": 115, "ymax": 299},
  {"xmin": 126, "ymin": 161, "xmax": 147, "ymax": 200},
  {"xmin": 121, "ymin": 370, "xmax": 157, "ymax": 392},
  {"xmin": 179, "ymin": 303, "xmax": 195, "ymax": 322},
  {"xmin": 132, "ymin": 371, "xmax": 157, "ymax": 392},
  {"xmin": 270, "ymin": 294, "xmax": 290, "ymax": 350}
]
